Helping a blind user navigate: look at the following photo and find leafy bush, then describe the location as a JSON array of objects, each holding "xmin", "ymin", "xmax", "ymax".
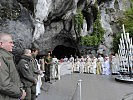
[
  {"xmin": 74, "ymin": 9, "xmax": 84, "ymax": 34},
  {"xmin": 122, "ymin": 9, "xmax": 133, "ymax": 36},
  {"xmin": 92, "ymin": 13, "xmax": 105, "ymax": 41},
  {"xmin": 80, "ymin": 36, "xmax": 99, "ymax": 46},
  {"xmin": 0, "ymin": 3, "xmax": 20, "ymax": 20},
  {"xmin": 80, "ymin": 11, "xmax": 104, "ymax": 46},
  {"xmin": 113, "ymin": 8, "xmax": 133, "ymax": 53},
  {"xmin": 112, "ymin": 33, "xmax": 121, "ymax": 53}
]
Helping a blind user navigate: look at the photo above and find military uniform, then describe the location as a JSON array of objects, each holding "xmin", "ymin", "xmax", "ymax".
[
  {"xmin": 0, "ymin": 48, "xmax": 23, "ymax": 100},
  {"xmin": 44, "ymin": 56, "xmax": 52, "ymax": 82},
  {"xmin": 17, "ymin": 55, "xmax": 37, "ymax": 100}
]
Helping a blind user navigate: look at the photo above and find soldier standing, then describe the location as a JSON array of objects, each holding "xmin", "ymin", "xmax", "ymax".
[
  {"xmin": 44, "ymin": 52, "xmax": 52, "ymax": 83},
  {"xmin": 17, "ymin": 49, "xmax": 37, "ymax": 100},
  {"xmin": 31, "ymin": 48, "xmax": 43, "ymax": 97},
  {"xmin": 0, "ymin": 33, "xmax": 26, "ymax": 100}
]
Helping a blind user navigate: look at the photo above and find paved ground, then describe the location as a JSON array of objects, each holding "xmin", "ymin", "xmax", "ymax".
[
  {"xmin": 37, "ymin": 73, "xmax": 133, "ymax": 100},
  {"xmin": 36, "ymin": 62, "xmax": 133, "ymax": 100}
]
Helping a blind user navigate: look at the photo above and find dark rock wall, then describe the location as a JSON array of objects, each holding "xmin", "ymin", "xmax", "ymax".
[{"xmin": 0, "ymin": 0, "xmax": 132, "ymax": 60}]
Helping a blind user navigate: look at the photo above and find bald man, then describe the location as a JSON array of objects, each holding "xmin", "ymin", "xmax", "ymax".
[{"xmin": 0, "ymin": 33, "xmax": 26, "ymax": 100}]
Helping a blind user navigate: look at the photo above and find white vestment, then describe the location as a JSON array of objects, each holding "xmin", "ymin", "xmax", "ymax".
[{"xmin": 35, "ymin": 59, "xmax": 42, "ymax": 96}]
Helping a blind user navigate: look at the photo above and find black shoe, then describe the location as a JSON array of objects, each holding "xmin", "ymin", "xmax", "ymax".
[
  {"xmin": 48, "ymin": 81, "xmax": 52, "ymax": 84},
  {"xmin": 55, "ymin": 78, "xmax": 58, "ymax": 80}
]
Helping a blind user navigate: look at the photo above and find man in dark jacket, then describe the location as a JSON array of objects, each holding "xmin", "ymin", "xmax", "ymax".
[
  {"xmin": 0, "ymin": 33, "xmax": 26, "ymax": 100},
  {"xmin": 17, "ymin": 49, "xmax": 37, "ymax": 100},
  {"xmin": 31, "ymin": 48, "xmax": 42, "ymax": 99}
]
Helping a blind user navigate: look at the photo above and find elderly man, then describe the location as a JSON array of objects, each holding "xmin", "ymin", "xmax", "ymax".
[{"xmin": 0, "ymin": 33, "xmax": 26, "ymax": 100}]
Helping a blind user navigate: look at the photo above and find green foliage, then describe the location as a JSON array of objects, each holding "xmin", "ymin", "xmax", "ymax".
[
  {"xmin": 0, "ymin": 4, "xmax": 21, "ymax": 20},
  {"xmin": 80, "ymin": 36, "xmax": 99, "ymax": 46},
  {"xmin": 112, "ymin": 33, "xmax": 121, "ymax": 53},
  {"xmin": 92, "ymin": 13, "xmax": 105, "ymax": 41},
  {"xmin": 80, "ymin": 11, "xmax": 104, "ymax": 46},
  {"xmin": 118, "ymin": 8, "xmax": 133, "ymax": 35},
  {"xmin": 74, "ymin": 9, "xmax": 84, "ymax": 34},
  {"xmin": 114, "ymin": 0, "xmax": 118, "ymax": 5},
  {"xmin": 113, "ymin": 8, "xmax": 133, "ymax": 53},
  {"xmin": 124, "ymin": 9, "xmax": 133, "ymax": 37},
  {"xmin": 11, "ymin": 9, "xmax": 21, "ymax": 20}
]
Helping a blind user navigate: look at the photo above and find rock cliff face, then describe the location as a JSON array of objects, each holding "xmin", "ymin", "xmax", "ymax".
[
  {"xmin": 99, "ymin": 0, "xmax": 131, "ymax": 54},
  {"xmin": 0, "ymin": 0, "xmax": 132, "ymax": 59}
]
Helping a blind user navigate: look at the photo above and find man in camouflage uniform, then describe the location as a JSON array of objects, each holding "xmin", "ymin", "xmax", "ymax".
[
  {"xmin": 17, "ymin": 49, "xmax": 37, "ymax": 100},
  {"xmin": 31, "ymin": 48, "xmax": 42, "ymax": 98},
  {"xmin": 0, "ymin": 33, "xmax": 26, "ymax": 100},
  {"xmin": 44, "ymin": 52, "xmax": 52, "ymax": 82}
]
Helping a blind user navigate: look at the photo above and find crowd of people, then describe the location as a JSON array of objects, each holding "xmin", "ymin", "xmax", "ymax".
[
  {"xmin": 0, "ymin": 33, "xmax": 44, "ymax": 100},
  {"xmin": 0, "ymin": 32, "xmax": 61, "ymax": 100},
  {"xmin": 0, "ymin": 32, "xmax": 120, "ymax": 100},
  {"xmin": 63, "ymin": 54, "xmax": 120, "ymax": 75}
]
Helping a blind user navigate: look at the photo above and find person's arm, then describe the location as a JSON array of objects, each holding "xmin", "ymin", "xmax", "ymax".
[
  {"xmin": 44, "ymin": 58, "xmax": 48, "ymax": 65},
  {"xmin": 20, "ymin": 89, "xmax": 26, "ymax": 100},
  {"xmin": 18, "ymin": 61, "xmax": 37, "ymax": 84},
  {"xmin": 0, "ymin": 57, "xmax": 23, "ymax": 98}
]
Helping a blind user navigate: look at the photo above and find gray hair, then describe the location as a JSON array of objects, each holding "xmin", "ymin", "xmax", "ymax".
[
  {"xmin": 0, "ymin": 32, "xmax": 11, "ymax": 42},
  {"xmin": 23, "ymin": 49, "xmax": 31, "ymax": 55}
]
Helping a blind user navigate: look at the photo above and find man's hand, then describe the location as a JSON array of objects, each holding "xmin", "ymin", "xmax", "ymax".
[
  {"xmin": 20, "ymin": 90, "xmax": 26, "ymax": 100},
  {"xmin": 34, "ymin": 78, "xmax": 37, "ymax": 85},
  {"xmin": 39, "ymin": 70, "xmax": 43, "ymax": 75}
]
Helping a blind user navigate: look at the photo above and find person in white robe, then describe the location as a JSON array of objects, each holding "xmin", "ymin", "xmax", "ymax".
[
  {"xmin": 80, "ymin": 56, "xmax": 85, "ymax": 73},
  {"xmin": 98, "ymin": 55, "xmax": 104, "ymax": 74},
  {"xmin": 69, "ymin": 55, "xmax": 75, "ymax": 73},
  {"xmin": 84, "ymin": 56, "xmax": 92, "ymax": 73},
  {"xmin": 111, "ymin": 54, "xmax": 120, "ymax": 74},
  {"xmin": 92, "ymin": 56, "xmax": 97, "ymax": 74},
  {"xmin": 52, "ymin": 56, "xmax": 60, "ymax": 80},
  {"xmin": 64, "ymin": 56, "xmax": 68, "ymax": 62},
  {"xmin": 75, "ymin": 56, "xmax": 80, "ymax": 72},
  {"xmin": 103, "ymin": 56, "xmax": 110, "ymax": 75},
  {"xmin": 89, "ymin": 59, "xmax": 93, "ymax": 74},
  {"xmin": 39, "ymin": 57, "xmax": 45, "ymax": 71},
  {"xmin": 35, "ymin": 59, "xmax": 43, "ymax": 96}
]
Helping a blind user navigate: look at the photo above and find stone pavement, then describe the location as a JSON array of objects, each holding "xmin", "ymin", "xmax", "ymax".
[
  {"xmin": 36, "ymin": 62, "xmax": 133, "ymax": 100},
  {"xmin": 37, "ymin": 73, "xmax": 133, "ymax": 100}
]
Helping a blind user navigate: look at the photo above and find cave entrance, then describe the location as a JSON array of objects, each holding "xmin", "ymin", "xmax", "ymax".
[{"xmin": 52, "ymin": 45, "xmax": 76, "ymax": 60}]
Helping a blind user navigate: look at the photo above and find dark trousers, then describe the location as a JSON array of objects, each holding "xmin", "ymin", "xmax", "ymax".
[
  {"xmin": 45, "ymin": 64, "xmax": 50, "ymax": 82},
  {"xmin": 31, "ymin": 84, "xmax": 36, "ymax": 100}
]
